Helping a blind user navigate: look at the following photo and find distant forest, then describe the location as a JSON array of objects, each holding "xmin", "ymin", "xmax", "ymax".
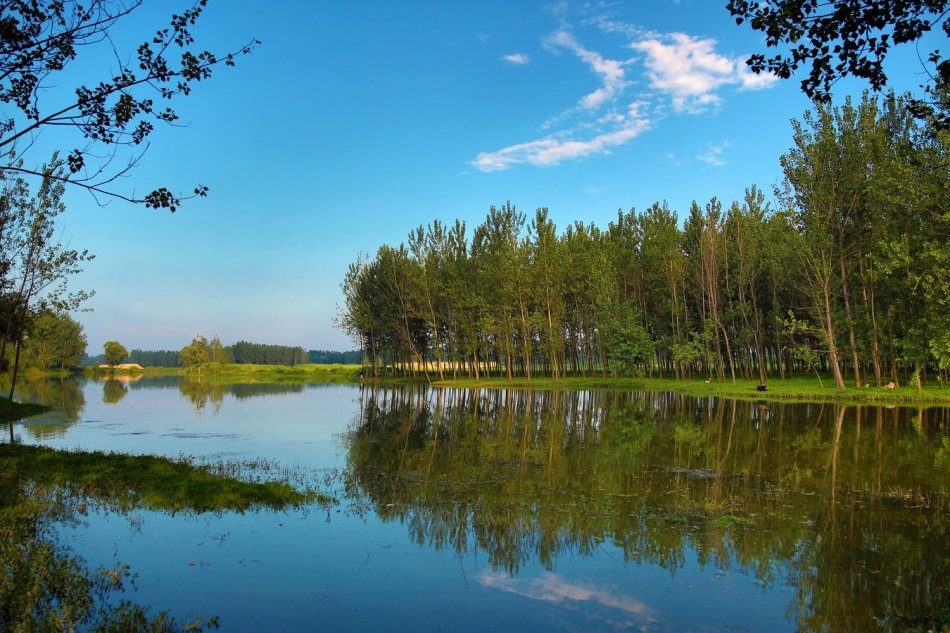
[
  {"xmin": 84, "ymin": 347, "xmax": 360, "ymax": 367},
  {"xmin": 338, "ymin": 93, "xmax": 949, "ymax": 390}
]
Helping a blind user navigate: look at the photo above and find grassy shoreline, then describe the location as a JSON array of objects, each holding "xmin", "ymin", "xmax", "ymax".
[
  {"xmin": 11, "ymin": 363, "xmax": 949, "ymax": 405},
  {"xmin": 422, "ymin": 375, "xmax": 950, "ymax": 405}
]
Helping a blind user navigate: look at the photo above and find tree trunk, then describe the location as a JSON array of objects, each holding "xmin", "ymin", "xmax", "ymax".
[{"xmin": 838, "ymin": 251, "xmax": 862, "ymax": 388}]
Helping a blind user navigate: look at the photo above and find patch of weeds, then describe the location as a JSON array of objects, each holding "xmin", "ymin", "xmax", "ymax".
[{"xmin": 711, "ymin": 514, "xmax": 754, "ymax": 529}]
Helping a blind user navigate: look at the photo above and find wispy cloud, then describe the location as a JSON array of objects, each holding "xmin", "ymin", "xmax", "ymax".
[
  {"xmin": 697, "ymin": 141, "xmax": 731, "ymax": 166},
  {"xmin": 545, "ymin": 29, "xmax": 629, "ymax": 110},
  {"xmin": 472, "ymin": 102, "xmax": 650, "ymax": 171},
  {"xmin": 470, "ymin": 8, "xmax": 777, "ymax": 173},
  {"xmin": 502, "ymin": 52, "xmax": 530, "ymax": 65},
  {"xmin": 631, "ymin": 32, "xmax": 777, "ymax": 112}
]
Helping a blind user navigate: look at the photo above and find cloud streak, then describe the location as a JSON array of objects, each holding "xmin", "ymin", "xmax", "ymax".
[
  {"xmin": 472, "ymin": 118, "xmax": 650, "ymax": 171},
  {"xmin": 546, "ymin": 30, "xmax": 629, "ymax": 110},
  {"xmin": 470, "ymin": 10, "xmax": 777, "ymax": 172}
]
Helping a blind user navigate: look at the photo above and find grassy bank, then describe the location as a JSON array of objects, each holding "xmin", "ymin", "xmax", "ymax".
[
  {"xmin": 420, "ymin": 374, "xmax": 950, "ymax": 405},
  {"xmin": 0, "ymin": 397, "xmax": 49, "ymax": 424},
  {"xmin": 0, "ymin": 443, "xmax": 326, "ymax": 513},
  {"xmin": 78, "ymin": 362, "xmax": 360, "ymax": 383},
  {"xmin": 180, "ymin": 362, "xmax": 358, "ymax": 383}
]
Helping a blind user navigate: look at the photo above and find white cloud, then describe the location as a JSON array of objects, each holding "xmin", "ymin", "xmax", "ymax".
[
  {"xmin": 471, "ymin": 116, "xmax": 650, "ymax": 171},
  {"xmin": 697, "ymin": 141, "xmax": 731, "ymax": 166},
  {"xmin": 502, "ymin": 53, "xmax": 530, "ymax": 65},
  {"xmin": 470, "ymin": 10, "xmax": 778, "ymax": 173},
  {"xmin": 631, "ymin": 32, "xmax": 777, "ymax": 112},
  {"xmin": 546, "ymin": 29, "xmax": 629, "ymax": 110}
]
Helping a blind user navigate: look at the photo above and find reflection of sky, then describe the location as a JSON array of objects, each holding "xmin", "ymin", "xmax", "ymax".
[
  {"xmin": 479, "ymin": 571, "xmax": 657, "ymax": 628},
  {"xmin": 15, "ymin": 379, "xmax": 360, "ymax": 468},
  {"xmin": 15, "ymin": 381, "xmax": 805, "ymax": 631}
]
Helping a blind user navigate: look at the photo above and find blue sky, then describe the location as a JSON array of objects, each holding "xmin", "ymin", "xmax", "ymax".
[{"xmin": 48, "ymin": 0, "xmax": 938, "ymax": 354}]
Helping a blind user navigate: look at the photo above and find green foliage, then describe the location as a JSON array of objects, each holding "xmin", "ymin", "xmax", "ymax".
[
  {"xmin": 0, "ymin": 440, "xmax": 324, "ymax": 632},
  {"xmin": 21, "ymin": 310, "xmax": 86, "ymax": 370},
  {"xmin": 308, "ymin": 349, "xmax": 362, "ymax": 364},
  {"xmin": 711, "ymin": 515, "xmax": 754, "ymax": 529},
  {"xmin": 102, "ymin": 341, "xmax": 128, "ymax": 367},
  {"xmin": 339, "ymin": 92, "xmax": 948, "ymax": 388},
  {"xmin": 727, "ymin": 0, "xmax": 950, "ymax": 129},
  {"xmin": 228, "ymin": 340, "xmax": 306, "ymax": 366},
  {"xmin": 602, "ymin": 303, "xmax": 654, "ymax": 376},
  {"xmin": 128, "ymin": 349, "xmax": 182, "ymax": 368},
  {"xmin": 0, "ymin": 0, "xmax": 257, "ymax": 209}
]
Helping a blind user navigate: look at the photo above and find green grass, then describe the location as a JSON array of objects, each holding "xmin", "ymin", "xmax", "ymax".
[
  {"xmin": 0, "ymin": 443, "xmax": 327, "ymax": 513},
  {"xmin": 0, "ymin": 397, "xmax": 49, "ymax": 424},
  {"xmin": 424, "ymin": 374, "xmax": 950, "ymax": 405}
]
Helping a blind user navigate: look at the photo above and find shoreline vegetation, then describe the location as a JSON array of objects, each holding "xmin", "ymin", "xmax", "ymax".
[{"xmin": 7, "ymin": 362, "xmax": 948, "ymax": 407}]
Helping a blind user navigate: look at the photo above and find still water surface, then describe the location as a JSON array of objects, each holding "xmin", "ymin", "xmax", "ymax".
[{"xmin": 11, "ymin": 377, "xmax": 950, "ymax": 632}]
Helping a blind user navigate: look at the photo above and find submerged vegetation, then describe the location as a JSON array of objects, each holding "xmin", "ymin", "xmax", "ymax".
[{"xmin": 0, "ymin": 418, "xmax": 329, "ymax": 631}]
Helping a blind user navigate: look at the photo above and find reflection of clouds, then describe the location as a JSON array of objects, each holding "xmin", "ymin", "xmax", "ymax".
[{"xmin": 478, "ymin": 571, "xmax": 656, "ymax": 624}]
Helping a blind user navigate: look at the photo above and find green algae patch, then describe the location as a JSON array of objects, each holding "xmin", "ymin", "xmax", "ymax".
[
  {"xmin": 0, "ymin": 397, "xmax": 49, "ymax": 424},
  {"xmin": 711, "ymin": 514, "xmax": 755, "ymax": 529},
  {"xmin": 0, "ymin": 443, "xmax": 326, "ymax": 513}
]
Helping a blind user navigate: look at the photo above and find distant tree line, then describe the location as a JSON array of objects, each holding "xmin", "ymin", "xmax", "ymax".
[
  {"xmin": 308, "ymin": 349, "xmax": 361, "ymax": 364},
  {"xmin": 228, "ymin": 340, "xmax": 306, "ymax": 366},
  {"xmin": 338, "ymin": 92, "xmax": 949, "ymax": 391},
  {"xmin": 86, "ymin": 342, "xmax": 359, "ymax": 368},
  {"xmin": 129, "ymin": 350, "xmax": 181, "ymax": 367}
]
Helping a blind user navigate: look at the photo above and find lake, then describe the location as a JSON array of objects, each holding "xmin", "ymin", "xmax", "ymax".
[{"xmin": 8, "ymin": 376, "xmax": 949, "ymax": 632}]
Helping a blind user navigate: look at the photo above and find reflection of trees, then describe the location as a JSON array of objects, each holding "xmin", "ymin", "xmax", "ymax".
[
  {"xmin": 179, "ymin": 380, "xmax": 228, "ymax": 415},
  {"xmin": 101, "ymin": 379, "xmax": 128, "ymax": 404},
  {"xmin": 11, "ymin": 377, "xmax": 85, "ymax": 439},
  {"xmin": 229, "ymin": 383, "xmax": 305, "ymax": 400},
  {"xmin": 343, "ymin": 386, "xmax": 948, "ymax": 633},
  {"xmin": 178, "ymin": 380, "xmax": 306, "ymax": 414}
]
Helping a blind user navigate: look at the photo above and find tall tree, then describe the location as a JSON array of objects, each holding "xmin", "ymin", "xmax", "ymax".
[{"xmin": 528, "ymin": 208, "xmax": 563, "ymax": 379}]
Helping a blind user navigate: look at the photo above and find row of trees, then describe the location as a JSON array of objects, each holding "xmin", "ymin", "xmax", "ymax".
[
  {"xmin": 338, "ymin": 92, "xmax": 949, "ymax": 390},
  {"xmin": 90, "ymin": 346, "xmax": 361, "ymax": 368},
  {"xmin": 175, "ymin": 336, "xmax": 308, "ymax": 367},
  {"xmin": 308, "ymin": 349, "xmax": 362, "ymax": 364}
]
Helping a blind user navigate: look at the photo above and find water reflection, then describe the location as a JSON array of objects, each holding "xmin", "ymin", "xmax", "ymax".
[
  {"xmin": 101, "ymin": 379, "xmax": 128, "ymax": 404},
  {"xmin": 8, "ymin": 377, "xmax": 86, "ymax": 439},
  {"xmin": 344, "ymin": 386, "xmax": 949, "ymax": 633},
  {"xmin": 178, "ymin": 380, "xmax": 308, "ymax": 414}
]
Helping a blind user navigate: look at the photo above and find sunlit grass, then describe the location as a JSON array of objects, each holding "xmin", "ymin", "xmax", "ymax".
[
  {"xmin": 426, "ymin": 374, "xmax": 950, "ymax": 404},
  {"xmin": 0, "ymin": 443, "xmax": 330, "ymax": 513}
]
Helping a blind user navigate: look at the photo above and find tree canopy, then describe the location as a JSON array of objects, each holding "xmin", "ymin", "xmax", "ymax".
[
  {"xmin": 727, "ymin": 0, "xmax": 950, "ymax": 128},
  {"xmin": 339, "ymin": 92, "xmax": 949, "ymax": 391},
  {"xmin": 102, "ymin": 340, "xmax": 127, "ymax": 366},
  {"xmin": 0, "ymin": 0, "xmax": 257, "ymax": 210}
]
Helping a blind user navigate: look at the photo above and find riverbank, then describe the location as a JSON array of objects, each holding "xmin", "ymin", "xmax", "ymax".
[
  {"xmin": 418, "ymin": 374, "xmax": 950, "ymax": 405},
  {"xmin": 82, "ymin": 362, "xmax": 356, "ymax": 384},
  {"xmin": 14, "ymin": 364, "xmax": 950, "ymax": 405},
  {"xmin": 0, "ymin": 397, "xmax": 49, "ymax": 424}
]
